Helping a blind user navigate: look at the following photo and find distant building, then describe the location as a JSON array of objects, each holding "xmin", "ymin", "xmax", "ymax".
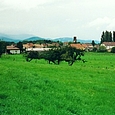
[
  {"xmin": 6, "ymin": 45, "xmax": 20, "ymax": 54},
  {"xmin": 101, "ymin": 42, "xmax": 115, "ymax": 51},
  {"xmin": 70, "ymin": 43, "xmax": 98, "ymax": 51},
  {"xmin": 23, "ymin": 43, "xmax": 35, "ymax": 49},
  {"xmin": 26, "ymin": 48, "xmax": 51, "ymax": 52},
  {"xmin": 63, "ymin": 42, "xmax": 69, "ymax": 46},
  {"xmin": 70, "ymin": 43, "xmax": 86, "ymax": 50}
]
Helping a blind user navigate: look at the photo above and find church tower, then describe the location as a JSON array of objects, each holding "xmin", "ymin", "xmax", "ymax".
[{"xmin": 73, "ymin": 36, "xmax": 77, "ymax": 43}]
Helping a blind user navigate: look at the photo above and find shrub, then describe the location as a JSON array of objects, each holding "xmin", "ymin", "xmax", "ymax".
[
  {"xmin": 98, "ymin": 46, "xmax": 107, "ymax": 52},
  {"xmin": 111, "ymin": 47, "xmax": 115, "ymax": 53},
  {"xmin": 92, "ymin": 47, "xmax": 97, "ymax": 52}
]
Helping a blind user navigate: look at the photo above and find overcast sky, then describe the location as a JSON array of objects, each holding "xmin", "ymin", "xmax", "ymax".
[{"xmin": 0, "ymin": 0, "xmax": 115, "ymax": 40}]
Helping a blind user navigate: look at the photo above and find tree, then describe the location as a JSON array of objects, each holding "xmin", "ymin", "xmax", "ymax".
[
  {"xmin": 17, "ymin": 42, "xmax": 23, "ymax": 53},
  {"xmin": 113, "ymin": 31, "xmax": 115, "ymax": 42},
  {"xmin": 111, "ymin": 47, "xmax": 115, "ymax": 53},
  {"xmin": 43, "ymin": 48, "xmax": 61, "ymax": 64},
  {"xmin": 101, "ymin": 31, "xmax": 105, "ymax": 43},
  {"xmin": 25, "ymin": 46, "xmax": 85, "ymax": 66},
  {"xmin": 0, "ymin": 41, "xmax": 6, "ymax": 57},
  {"xmin": 101, "ymin": 31, "xmax": 112, "ymax": 43},
  {"xmin": 92, "ymin": 40, "xmax": 96, "ymax": 47},
  {"xmin": 25, "ymin": 51, "xmax": 39, "ymax": 62},
  {"xmin": 98, "ymin": 46, "xmax": 107, "ymax": 52},
  {"xmin": 109, "ymin": 31, "xmax": 112, "ymax": 42}
]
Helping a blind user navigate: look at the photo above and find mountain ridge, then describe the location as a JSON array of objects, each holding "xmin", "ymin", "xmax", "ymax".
[{"xmin": 0, "ymin": 33, "xmax": 100, "ymax": 43}]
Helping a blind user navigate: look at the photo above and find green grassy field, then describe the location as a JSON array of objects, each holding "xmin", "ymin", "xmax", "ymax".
[{"xmin": 0, "ymin": 53, "xmax": 115, "ymax": 115}]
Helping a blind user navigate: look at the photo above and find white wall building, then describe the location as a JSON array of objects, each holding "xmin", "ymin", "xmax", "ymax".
[{"xmin": 6, "ymin": 46, "xmax": 20, "ymax": 54}]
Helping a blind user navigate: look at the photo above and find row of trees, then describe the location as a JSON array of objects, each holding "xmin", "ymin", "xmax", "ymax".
[
  {"xmin": 101, "ymin": 31, "xmax": 115, "ymax": 43},
  {"xmin": 25, "ymin": 46, "xmax": 85, "ymax": 66}
]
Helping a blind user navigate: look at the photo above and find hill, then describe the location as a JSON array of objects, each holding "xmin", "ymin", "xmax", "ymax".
[
  {"xmin": 0, "ymin": 33, "xmax": 45, "ymax": 42},
  {"xmin": 24, "ymin": 37, "xmax": 44, "ymax": 41},
  {"xmin": 0, "ymin": 33, "xmax": 21, "ymax": 42},
  {"xmin": 0, "ymin": 36, "xmax": 20, "ymax": 42},
  {"xmin": 0, "ymin": 33, "xmax": 100, "ymax": 43},
  {"xmin": 0, "ymin": 33, "xmax": 34, "ymax": 40}
]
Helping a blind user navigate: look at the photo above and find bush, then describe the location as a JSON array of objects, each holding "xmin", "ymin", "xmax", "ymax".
[
  {"xmin": 92, "ymin": 47, "xmax": 97, "ymax": 52},
  {"xmin": 111, "ymin": 47, "xmax": 115, "ymax": 53},
  {"xmin": 98, "ymin": 46, "xmax": 107, "ymax": 52}
]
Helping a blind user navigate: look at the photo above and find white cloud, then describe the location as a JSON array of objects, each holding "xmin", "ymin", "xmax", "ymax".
[
  {"xmin": 88, "ymin": 17, "xmax": 111, "ymax": 27},
  {"xmin": 84, "ymin": 17, "xmax": 115, "ymax": 31},
  {"xmin": 86, "ymin": 17, "xmax": 115, "ymax": 31},
  {"xmin": 0, "ymin": 0, "xmax": 53, "ymax": 10},
  {"xmin": 79, "ymin": 17, "xmax": 115, "ymax": 40},
  {"xmin": 106, "ymin": 18, "xmax": 115, "ymax": 30}
]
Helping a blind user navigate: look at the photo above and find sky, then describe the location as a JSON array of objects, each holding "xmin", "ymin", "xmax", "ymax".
[{"xmin": 0, "ymin": 0, "xmax": 115, "ymax": 40}]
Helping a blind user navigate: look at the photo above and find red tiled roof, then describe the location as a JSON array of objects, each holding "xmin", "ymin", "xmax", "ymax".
[
  {"xmin": 102, "ymin": 42, "xmax": 115, "ymax": 46},
  {"xmin": 70, "ymin": 44, "xmax": 86, "ymax": 50},
  {"xmin": 23, "ymin": 43, "xmax": 34, "ymax": 48},
  {"xmin": 7, "ymin": 46, "xmax": 19, "ymax": 50}
]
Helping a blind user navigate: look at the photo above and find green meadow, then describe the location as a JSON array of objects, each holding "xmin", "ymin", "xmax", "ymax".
[{"xmin": 0, "ymin": 53, "xmax": 115, "ymax": 115}]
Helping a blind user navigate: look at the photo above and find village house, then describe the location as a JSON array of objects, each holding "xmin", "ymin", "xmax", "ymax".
[
  {"xmin": 63, "ymin": 42, "xmax": 69, "ymax": 46},
  {"xmin": 23, "ymin": 42, "xmax": 60, "ymax": 52},
  {"xmin": 70, "ymin": 43, "xmax": 94, "ymax": 51},
  {"xmin": 70, "ymin": 43, "xmax": 100, "ymax": 51},
  {"xmin": 34, "ymin": 44, "xmax": 44, "ymax": 48},
  {"xmin": 26, "ymin": 48, "xmax": 51, "ymax": 52},
  {"xmin": 101, "ymin": 42, "xmax": 115, "ymax": 51},
  {"xmin": 85, "ymin": 43, "xmax": 94, "ymax": 51},
  {"xmin": 70, "ymin": 43, "xmax": 86, "ymax": 50},
  {"xmin": 47, "ymin": 43, "xmax": 60, "ymax": 47},
  {"xmin": 6, "ymin": 45, "xmax": 20, "ymax": 54},
  {"xmin": 23, "ymin": 43, "xmax": 44, "ymax": 52},
  {"xmin": 23, "ymin": 43, "xmax": 35, "ymax": 49}
]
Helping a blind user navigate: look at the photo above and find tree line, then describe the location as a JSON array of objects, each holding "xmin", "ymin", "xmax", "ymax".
[
  {"xmin": 25, "ymin": 46, "xmax": 86, "ymax": 66},
  {"xmin": 101, "ymin": 31, "xmax": 115, "ymax": 43}
]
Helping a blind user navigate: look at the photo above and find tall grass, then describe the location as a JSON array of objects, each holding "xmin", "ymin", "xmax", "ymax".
[{"xmin": 0, "ymin": 53, "xmax": 115, "ymax": 115}]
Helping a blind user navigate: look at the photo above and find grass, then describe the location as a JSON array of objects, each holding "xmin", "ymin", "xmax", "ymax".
[{"xmin": 0, "ymin": 52, "xmax": 115, "ymax": 115}]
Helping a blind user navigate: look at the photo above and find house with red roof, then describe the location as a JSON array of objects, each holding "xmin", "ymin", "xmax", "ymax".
[
  {"xmin": 6, "ymin": 45, "xmax": 20, "ymax": 54},
  {"xmin": 101, "ymin": 42, "xmax": 115, "ymax": 51},
  {"xmin": 70, "ymin": 43, "xmax": 94, "ymax": 51}
]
